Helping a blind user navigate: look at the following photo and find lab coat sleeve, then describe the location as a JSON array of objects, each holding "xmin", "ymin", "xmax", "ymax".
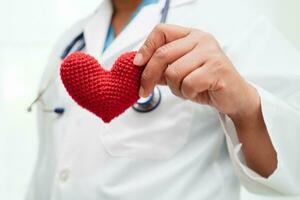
[{"xmin": 220, "ymin": 16, "xmax": 300, "ymax": 196}]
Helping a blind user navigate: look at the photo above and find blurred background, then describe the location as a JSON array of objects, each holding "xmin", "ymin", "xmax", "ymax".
[{"xmin": 0, "ymin": 0, "xmax": 299, "ymax": 199}]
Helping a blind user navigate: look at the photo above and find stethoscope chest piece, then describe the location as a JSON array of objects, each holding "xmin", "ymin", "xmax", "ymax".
[{"xmin": 132, "ymin": 87, "xmax": 161, "ymax": 113}]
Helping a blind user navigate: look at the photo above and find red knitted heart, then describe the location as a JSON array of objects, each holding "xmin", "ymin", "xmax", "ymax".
[{"xmin": 60, "ymin": 51, "xmax": 143, "ymax": 123}]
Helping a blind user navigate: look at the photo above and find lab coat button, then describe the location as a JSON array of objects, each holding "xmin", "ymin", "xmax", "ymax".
[{"xmin": 59, "ymin": 169, "xmax": 70, "ymax": 182}]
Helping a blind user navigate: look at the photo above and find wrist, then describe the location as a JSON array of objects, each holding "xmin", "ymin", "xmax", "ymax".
[{"xmin": 229, "ymin": 83, "xmax": 261, "ymax": 127}]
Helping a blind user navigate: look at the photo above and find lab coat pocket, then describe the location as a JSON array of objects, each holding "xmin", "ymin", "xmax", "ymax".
[{"xmin": 99, "ymin": 86, "xmax": 195, "ymax": 160}]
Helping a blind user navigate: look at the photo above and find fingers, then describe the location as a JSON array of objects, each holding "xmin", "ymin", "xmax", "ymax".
[
  {"xmin": 134, "ymin": 24, "xmax": 191, "ymax": 66},
  {"xmin": 180, "ymin": 64, "xmax": 224, "ymax": 100},
  {"xmin": 139, "ymin": 35, "xmax": 197, "ymax": 97},
  {"xmin": 180, "ymin": 66, "xmax": 211, "ymax": 99},
  {"xmin": 134, "ymin": 24, "xmax": 224, "ymax": 101},
  {"xmin": 164, "ymin": 46, "xmax": 207, "ymax": 97}
]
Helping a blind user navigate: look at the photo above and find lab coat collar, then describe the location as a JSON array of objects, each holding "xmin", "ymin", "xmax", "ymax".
[
  {"xmin": 83, "ymin": 0, "xmax": 197, "ymax": 61},
  {"xmin": 170, "ymin": 0, "xmax": 197, "ymax": 8},
  {"xmin": 83, "ymin": 0, "xmax": 112, "ymax": 59}
]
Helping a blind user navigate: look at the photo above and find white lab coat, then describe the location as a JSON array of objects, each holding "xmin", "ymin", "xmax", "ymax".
[{"xmin": 26, "ymin": 0, "xmax": 300, "ymax": 199}]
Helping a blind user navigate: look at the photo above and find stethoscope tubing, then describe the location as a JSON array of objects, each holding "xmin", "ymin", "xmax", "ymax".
[{"xmin": 28, "ymin": 0, "xmax": 170, "ymax": 115}]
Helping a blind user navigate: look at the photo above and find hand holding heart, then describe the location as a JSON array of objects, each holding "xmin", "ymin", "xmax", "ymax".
[
  {"xmin": 134, "ymin": 24, "xmax": 261, "ymax": 122},
  {"xmin": 60, "ymin": 24, "xmax": 260, "ymax": 123},
  {"xmin": 60, "ymin": 24, "xmax": 276, "ymax": 178}
]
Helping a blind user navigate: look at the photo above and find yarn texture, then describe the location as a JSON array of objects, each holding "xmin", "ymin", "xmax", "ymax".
[{"xmin": 60, "ymin": 51, "xmax": 143, "ymax": 123}]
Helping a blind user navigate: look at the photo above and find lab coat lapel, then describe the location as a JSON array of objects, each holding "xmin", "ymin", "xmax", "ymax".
[
  {"xmin": 170, "ymin": 0, "xmax": 197, "ymax": 8},
  {"xmin": 102, "ymin": 0, "xmax": 197, "ymax": 61},
  {"xmin": 102, "ymin": 2, "xmax": 163, "ymax": 61},
  {"xmin": 83, "ymin": 0, "xmax": 112, "ymax": 59},
  {"xmin": 84, "ymin": 0, "xmax": 197, "ymax": 62}
]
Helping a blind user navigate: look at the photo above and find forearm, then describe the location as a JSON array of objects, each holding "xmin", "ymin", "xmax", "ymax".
[
  {"xmin": 230, "ymin": 86, "xmax": 278, "ymax": 178},
  {"xmin": 134, "ymin": 23, "xmax": 279, "ymax": 178}
]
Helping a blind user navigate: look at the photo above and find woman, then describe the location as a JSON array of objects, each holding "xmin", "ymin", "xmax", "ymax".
[{"xmin": 26, "ymin": 0, "xmax": 300, "ymax": 199}]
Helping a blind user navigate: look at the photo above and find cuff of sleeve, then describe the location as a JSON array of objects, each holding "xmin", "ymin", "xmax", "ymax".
[{"xmin": 218, "ymin": 84, "xmax": 300, "ymax": 196}]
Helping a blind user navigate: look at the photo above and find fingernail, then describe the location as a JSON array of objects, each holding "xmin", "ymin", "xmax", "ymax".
[
  {"xmin": 133, "ymin": 53, "xmax": 143, "ymax": 66},
  {"xmin": 139, "ymin": 87, "xmax": 145, "ymax": 97}
]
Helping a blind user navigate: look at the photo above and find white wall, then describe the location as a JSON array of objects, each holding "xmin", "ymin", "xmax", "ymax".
[
  {"xmin": 0, "ymin": 1, "xmax": 101, "ymax": 199},
  {"xmin": 246, "ymin": 0, "xmax": 300, "ymax": 50},
  {"xmin": 0, "ymin": 1, "xmax": 299, "ymax": 200}
]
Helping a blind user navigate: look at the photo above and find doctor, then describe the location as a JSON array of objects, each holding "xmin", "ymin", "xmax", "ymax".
[{"xmin": 27, "ymin": 0, "xmax": 300, "ymax": 199}]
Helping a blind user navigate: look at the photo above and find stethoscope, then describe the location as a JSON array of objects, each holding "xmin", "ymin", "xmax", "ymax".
[{"xmin": 27, "ymin": 0, "xmax": 170, "ymax": 115}]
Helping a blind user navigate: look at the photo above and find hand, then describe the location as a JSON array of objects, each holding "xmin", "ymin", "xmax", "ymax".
[
  {"xmin": 134, "ymin": 24, "xmax": 260, "ymax": 121},
  {"xmin": 133, "ymin": 24, "xmax": 277, "ymax": 177}
]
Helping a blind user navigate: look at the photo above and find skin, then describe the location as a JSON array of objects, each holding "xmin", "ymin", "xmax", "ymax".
[
  {"xmin": 133, "ymin": 25, "xmax": 277, "ymax": 178},
  {"xmin": 112, "ymin": 0, "xmax": 277, "ymax": 178},
  {"xmin": 111, "ymin": 0, "xmax": 142, "ymax": 36}
]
